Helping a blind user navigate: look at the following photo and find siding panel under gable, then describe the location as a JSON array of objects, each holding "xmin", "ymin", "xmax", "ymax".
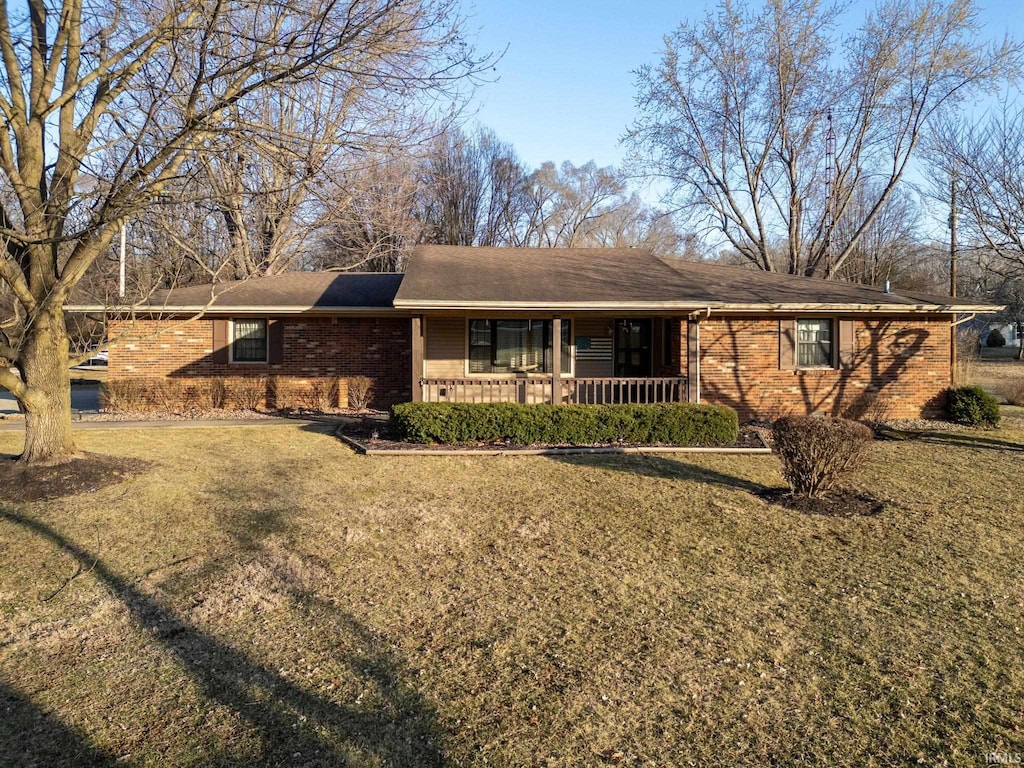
[{"xmin": 424, "ymin": 317, "xmax": 465, "ymax": 377}]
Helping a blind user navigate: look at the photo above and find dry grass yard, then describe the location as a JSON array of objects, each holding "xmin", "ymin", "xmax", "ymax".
[
  {"xmin": 2, "ymin": 416, "xmax": 1024, "ymax": 766},
  {"xmin": 971, "ymin": 349, "xmax": 1024, "ymax": 404}
]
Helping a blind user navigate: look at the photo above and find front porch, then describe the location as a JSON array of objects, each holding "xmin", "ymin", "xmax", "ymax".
[{"xmin": 410, "ymin": 313, "xmax": 701, "ymax": 405}]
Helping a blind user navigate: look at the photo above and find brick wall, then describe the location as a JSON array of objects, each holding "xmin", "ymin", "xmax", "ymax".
[
  {"xmin": 107, "ymin": 313, "xmax": 951, "ymax": 420},
  {"xmin": 107, "ymin": 316, "xmax": 411, "ymax": 409},
  {"xmin": 692, "ymin": 315, "xmax": 951, "ymax": 421}
]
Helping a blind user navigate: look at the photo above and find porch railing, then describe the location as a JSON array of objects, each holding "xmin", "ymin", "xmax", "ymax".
[
  {"xmin": 569, "ymin": 377, "xmax": 688, "ymax": 405},
  {"xmin": 419, "ymin": 377, "xmax": 688, "ymax": 405}
]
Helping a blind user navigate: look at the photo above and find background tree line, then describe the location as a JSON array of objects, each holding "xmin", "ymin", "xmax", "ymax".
[{"xmin": 86, "ymin": 123, "xmax": 685, "ymax": 301}]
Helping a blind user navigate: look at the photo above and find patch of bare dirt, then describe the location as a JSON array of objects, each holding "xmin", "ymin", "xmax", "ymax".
[
  {"xmin": 757, "ymin": 487, "xmax": 885, "ymax": 517},
  {"xmin": 0, "ymin": 453, "xmax": 151, "ymax": 503}
]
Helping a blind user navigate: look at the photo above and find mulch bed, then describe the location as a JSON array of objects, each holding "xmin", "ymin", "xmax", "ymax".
[
  {"xmin": 757, "ymin": 487, "xmax": 885, "ymax": 517},
  {"xmin": 336, "ymin": 415, "xmax": 769, "ymax": 454},
  {"xmin": 0, "ymin": 453, "xmax": 151, "ymax": 503}
]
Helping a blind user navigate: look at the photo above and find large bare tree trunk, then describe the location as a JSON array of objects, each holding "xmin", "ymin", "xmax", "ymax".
[
  {"xmin": 18, "ymin": 309, "xmax": 75, "ymax": 464},
  {"xmin": 0, "ymin": 0, "xmax": 485, "ymax": 468}
]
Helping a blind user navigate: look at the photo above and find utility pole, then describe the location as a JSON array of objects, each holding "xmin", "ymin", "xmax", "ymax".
[
  {"xmin": 949, "ymin": 173, "xmax": 958, "ymax": 298},
  {"xmin": 949, "ymin": 172, "xmax": 959, "ymax": 386}
]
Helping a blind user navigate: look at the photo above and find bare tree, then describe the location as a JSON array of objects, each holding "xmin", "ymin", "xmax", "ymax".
[
  {"xmin": 516, "ymin": 160, "xmax": 682, "ymax": 250},
  {"xmin": 417, "ymin": 127, "xmax": 487, "ymax": 245},
  {"xmin": 930, "ymin": 106, "xmax": 1024, "ymax": 274},
  {"xmin": 0, "ymin": 0, "xmax": 485, "ymax": 464},
  {"xmin": 581, "ymin": 194, "xmax": 684, "ymax": 254},
  {"xmin": 833, "ymin": 183, "xmax": 922, "ymax": 287},
  {"xmin": 318, "ymin": 154, "xmax": 426, "ymax": 272},
  {"xmin": 928, "ymin": 104, "xmax": 1024, "ymax": 358},
  {"xmin": 627, "ymin": 0, "xmax": 1019, "ymax": 277},
  {"xmin": 415, "ymin": 126, "xmax": 527, "ymax": 246},
  {"xmin": 521, "ymin": 161, "xmax": 625, "ymax": 247},
  {"xmin": 320, "ymin": 127, "xmax": 686, "ymax": 268}
]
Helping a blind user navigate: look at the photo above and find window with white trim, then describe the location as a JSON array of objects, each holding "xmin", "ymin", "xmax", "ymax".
[
  {"xmin": 796, "ymin": 318, "xmax": 834, "ymax": 368},
  {"xmin": 231, "ymin": 318, "xmax": 268, "ymax": 363},
  {"xmin": 468, "ymin": 319, "xmax": 571, "ymax": 374}
]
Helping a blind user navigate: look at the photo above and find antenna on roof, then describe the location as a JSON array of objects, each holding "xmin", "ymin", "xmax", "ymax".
[{"xmin": 823, "ymin": 109, "xmax": 837, "ymax": 276}]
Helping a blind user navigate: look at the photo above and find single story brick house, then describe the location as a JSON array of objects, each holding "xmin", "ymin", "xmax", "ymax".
[{"xmin": 70, "ymin": 246, "xmax": 998, "ymax": 420}]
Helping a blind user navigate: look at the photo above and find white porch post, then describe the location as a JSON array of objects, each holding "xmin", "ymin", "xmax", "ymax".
[
  {"xmin": 686, "ymin": 317, "xmax": 700, "ymax": 403},
  {"xmin": 411, "ymin": 315, "xmax": 424, "ymax": 402}
]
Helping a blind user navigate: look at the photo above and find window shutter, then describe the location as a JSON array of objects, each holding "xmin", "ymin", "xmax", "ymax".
[
  {"xmin": 838, "ymin": 319, "xmax": 855, "ymax": 369},
  {"xmin": 212, "ymin": 319, "xmax": 229, "ymax": 364},
  {"xmin": 268, "ymin": 319, "xmax": 284, "ymax": 364},
  {"xmin": 779, "ymin": 318, "xmax": 797, "ymax": 370}
]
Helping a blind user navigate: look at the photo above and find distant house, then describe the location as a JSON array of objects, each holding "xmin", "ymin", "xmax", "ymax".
[
  {"xmin": 985, "ymin": 322, "xmax": 1021, "ymax": 348},
  {"xmin": 68, "ymin": 246, "xmax": 1000, "ymax": 421}
]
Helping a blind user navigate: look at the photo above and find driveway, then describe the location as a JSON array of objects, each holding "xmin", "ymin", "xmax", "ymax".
[{"xmin": 0, "ymin": 384, "xmax": 100, "ymax": 415}]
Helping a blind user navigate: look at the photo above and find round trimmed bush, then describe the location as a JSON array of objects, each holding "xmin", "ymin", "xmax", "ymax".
[
  {"xmin": 987, "ymin": 328, "xmax": 1007, "ymax": 348},
  {"xmin": 946, "ymin": 386, "xmax": 1001, "ymax": 427},
  {"xmin": 772, "ymin": 416, "xmax": 873, "ymax": 498}
]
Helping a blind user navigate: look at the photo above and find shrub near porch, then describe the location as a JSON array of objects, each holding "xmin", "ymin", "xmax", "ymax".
[
  {"xmin": 389, "ymin": 402, "xmax": 739, "ymax": 445},
  {"xmin": 100, "ymin": 375, "xmax": 372, "ymax": 411}
]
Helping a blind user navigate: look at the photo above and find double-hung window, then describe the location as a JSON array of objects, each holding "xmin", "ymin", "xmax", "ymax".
[
  {"xmin": 231, "ymin": 319, "xmax": 268, "ymax": 363},
  {"xmin": 796, "ymin": 319, "xmax": 834, "ymax": 368},
  {"xmin": 468, "ymin": 320, "xmax": 571, "ymax": 374}
]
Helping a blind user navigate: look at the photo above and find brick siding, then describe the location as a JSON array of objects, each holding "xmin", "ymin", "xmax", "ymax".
[
  {"xmin": 108, "ymin": 313, "xmax": 951, "ymax": 420},
  {"xmin": 693, "ymin": 315, "xmax": 951, "ymax": 421},
  {"xmin": 107, "ymin": 316, "xmax": 411, "ymax": 409}
]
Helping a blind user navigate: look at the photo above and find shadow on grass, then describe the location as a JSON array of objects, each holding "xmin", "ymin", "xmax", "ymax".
[
  {"xmin": 0, "ymin": 508, "xmax": 447, "ymax": 767},
  {"xmin": 550, "ymin": 453, "xmax": 769, "ymax": 494},
  {"xmin": 0, "ymin": 680, "xmax": 121, "ymax": 768},
  {"xmin": 910, "ymin": 430, "xmax": 1024, "ymax": 453}
]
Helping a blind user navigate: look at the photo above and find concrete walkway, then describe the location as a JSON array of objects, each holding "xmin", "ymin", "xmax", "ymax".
[{"xmin": 0, "ymin": 415, "xmax": 342, "ymax": 432}]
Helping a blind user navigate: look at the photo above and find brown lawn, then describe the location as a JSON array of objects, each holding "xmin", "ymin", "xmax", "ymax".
[{"xmin": 1, "ymin": 417, "xmax": 1023, "ymax": 766}]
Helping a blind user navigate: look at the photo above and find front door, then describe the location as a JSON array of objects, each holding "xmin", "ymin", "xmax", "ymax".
[{"xmin": 615, "ymin": 319, "xmax": 652, "ymax": 377}]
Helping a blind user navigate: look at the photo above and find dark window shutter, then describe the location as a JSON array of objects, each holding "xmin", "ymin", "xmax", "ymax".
[
  {"xmin": 779, "ymin": 318, "xmax": 796, "ymax": 370},
  {"xmin": 268, "ymin": 319, "xmax": 284, "ymax": 364},
  {"xmin": 838, "ymin": 319, "xmax": 855, "ymax": 369},
  {"xmin": 212, "ymin": 319, "xmax": 229, "ymax": 364}
]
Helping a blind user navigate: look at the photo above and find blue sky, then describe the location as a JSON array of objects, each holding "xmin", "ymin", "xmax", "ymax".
[{"xmin": 468, "ymin": 0, "xmax": 1024, "ymax": 173}]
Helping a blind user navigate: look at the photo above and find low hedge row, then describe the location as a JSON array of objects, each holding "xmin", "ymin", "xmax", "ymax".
[{"xmin": 389, "ymin": 402, "xmax": 739, "ymax": 446}]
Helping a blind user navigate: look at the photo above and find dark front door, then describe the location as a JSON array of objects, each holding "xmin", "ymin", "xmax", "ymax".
[{"xmin": 615, "ymin": 319, "xmax": 652, "ymax": 377}]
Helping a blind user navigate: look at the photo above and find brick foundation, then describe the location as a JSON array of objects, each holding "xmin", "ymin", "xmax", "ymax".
[{"xmin": 107, "ymin": 316, "xmax": 411, "ymax": 410}]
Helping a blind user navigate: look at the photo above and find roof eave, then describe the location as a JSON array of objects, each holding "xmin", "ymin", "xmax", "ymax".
[
  {"xmin": 63, "ymin": 305, "xmax": 405, "ymax": 314},
  {"xmin": 393, "ymin": 299, "xmax": 1003, "ymax": 313}
]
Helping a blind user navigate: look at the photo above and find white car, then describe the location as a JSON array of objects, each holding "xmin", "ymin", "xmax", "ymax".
[{"xmin": 85, "ymin": 349, "xmax": 108, "ymax": 366}]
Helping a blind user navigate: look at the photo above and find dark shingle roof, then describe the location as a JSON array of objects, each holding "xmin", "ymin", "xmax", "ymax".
[
  {"xmin": 393, "ymin": 245, "xmax": 997, "ymax": 312},
  {"xmin": 66, "ymin": 246, "xmax": 999, "ymax": 314},
  {"xmin": 71, "ymin": 272, "xmax": 404, "ymax": 312}
]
